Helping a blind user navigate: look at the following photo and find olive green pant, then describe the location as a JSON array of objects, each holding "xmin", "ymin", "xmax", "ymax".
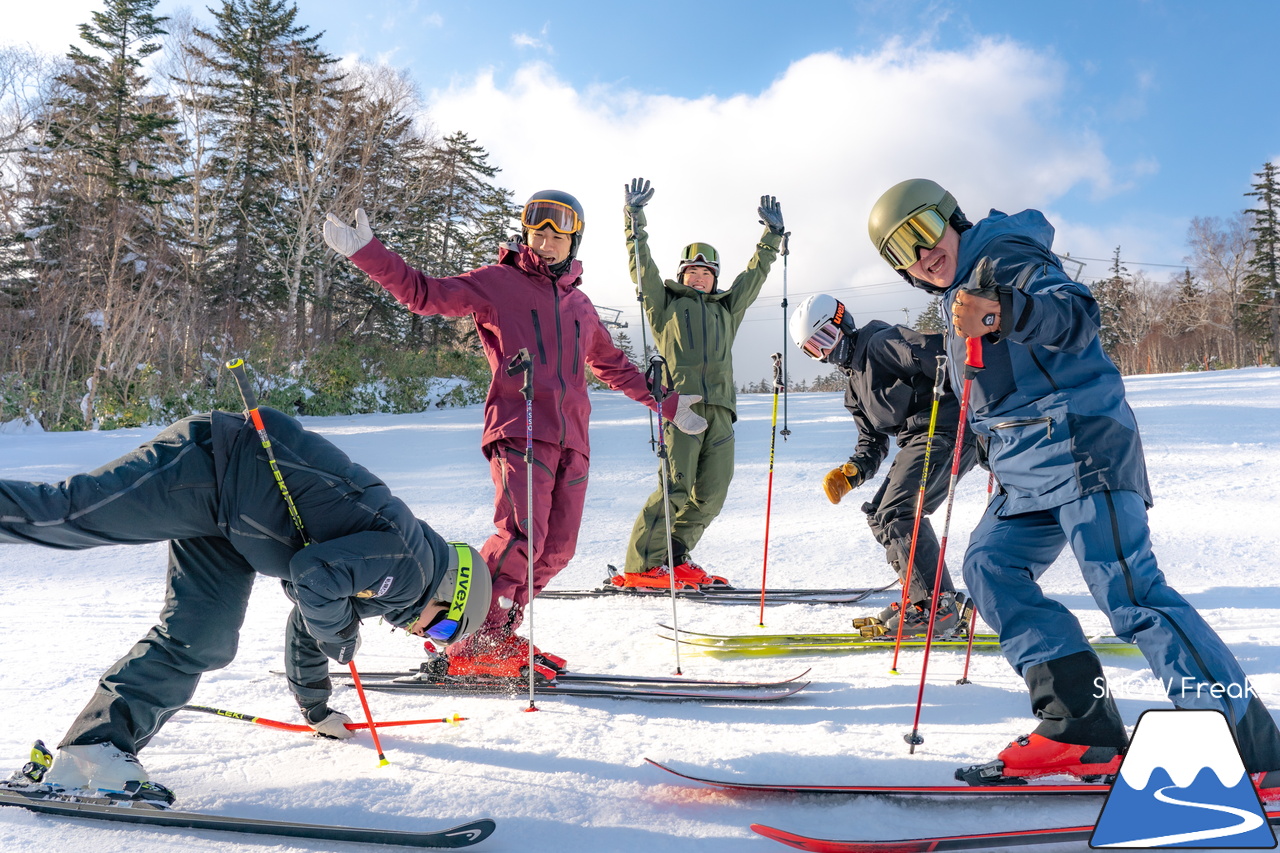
[{"xmin": 624, "ymin": 403, "xmax": 735, "ymax": 573}]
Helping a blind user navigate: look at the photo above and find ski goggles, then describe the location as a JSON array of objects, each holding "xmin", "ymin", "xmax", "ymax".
[
  {"xmin": 522, "ymin": 199, "xmax": 583, "ymax": 235},
  {"xmin": 419, "ymin": 544, "xmax": 475, "ymax": 644},
  {"xmin": 799, "ymin": 319, "xmax": 844, "ymax": 360},
  {"xmin": 879, "ymin": 206, "xmax": 949, "ymax": 270},
  {"xmin": 677, "ymin": 242, "xmax": 720, "ymax": 274}
]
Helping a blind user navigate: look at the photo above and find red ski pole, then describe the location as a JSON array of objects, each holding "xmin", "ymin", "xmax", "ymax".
[
  {"xmin": 889, "ymin": 355, "xmax": 948, "ymax": 674},
  {"xmin": 757, "ymin": 352, "xmax": 784, "ymax": 627},
  {"xmin": 904, "ymin": 335, "xmax": 983, "ymax": 753}
]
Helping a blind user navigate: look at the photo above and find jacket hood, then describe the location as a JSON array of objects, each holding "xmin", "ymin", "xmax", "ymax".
[
  {"xmin": 954, "ymin": 209, "xmax": 1056, "ymax": 287},
  {"xmin": 498, "ymin": 241, "xmax": 584, "ymax": 289}
]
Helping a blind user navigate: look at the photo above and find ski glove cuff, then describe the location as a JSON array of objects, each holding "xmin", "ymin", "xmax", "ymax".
[
  {"xmin": 822, "ymin": 461, "xmax": 863, "ymax": 504},
  {"xmin": 317, "ymin": 616, "xmax": 362, "ymax": 664},
  {"xmin": 671, "ymin": 394, "xmax": 708, "ymax": 435},
  {"xmin": 323, "ymin": 208, "xmax": 374, "ymax": 258},
  {"xmin": 304, "ymin": 704, "xmax": 355, "ymax": 739}
]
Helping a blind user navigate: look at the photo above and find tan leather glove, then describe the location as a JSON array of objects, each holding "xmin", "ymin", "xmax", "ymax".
[{"xmin": 822, "ymin": 462, "xmax": 862, "ymax": 504}]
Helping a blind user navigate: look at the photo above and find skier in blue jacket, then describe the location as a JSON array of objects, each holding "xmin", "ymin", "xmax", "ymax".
[{"xmin": 867, "ymin": 178, "xmax": 1280, "ymax": 795}]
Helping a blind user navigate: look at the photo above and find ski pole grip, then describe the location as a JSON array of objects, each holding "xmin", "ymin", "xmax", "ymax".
[
  {"xmin": 933, "ymin": 355, "xmax": 948, "ymax": 397},
  {"xmin": 225, "ymin": 358, "xmax": 260, "ymax": 412},
  {"xmin": 646, "ymin": 355, "xmax": 668, "ymax": 404},
  {"xmin": 505, "ymin": 348, "xmax": 531, "ymax": 377},
  {"xmin": 964, "ymin": 336, "xmax": 984, "ymax": 376}
]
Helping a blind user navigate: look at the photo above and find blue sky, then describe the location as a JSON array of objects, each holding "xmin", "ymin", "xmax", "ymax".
[{"xmin": 8, "ymin": 1, "xmax": 1279, "ymax": 382}]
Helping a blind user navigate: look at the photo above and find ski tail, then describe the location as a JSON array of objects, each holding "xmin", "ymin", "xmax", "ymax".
[{"xmin": 750, "ymin": 821, "xmax": 1094, "ymax": 852}]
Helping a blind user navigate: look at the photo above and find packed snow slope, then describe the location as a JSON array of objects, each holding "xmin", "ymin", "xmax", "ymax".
[{"xmin": 1, "ymin": 366, "xmax": 1278, "ymax": 852}]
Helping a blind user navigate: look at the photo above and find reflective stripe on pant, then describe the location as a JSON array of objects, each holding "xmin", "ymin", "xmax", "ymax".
[
  {"xmin": 480, "ymin": 438, "xmax": 589, "ymax": 631},
  {"xmin": 624, "ymin": 403, "xmax": 735, "ymax": 573},
  {"xmin": 965, "ymin": 489, "xmax": 1280, "ymax": 769}
]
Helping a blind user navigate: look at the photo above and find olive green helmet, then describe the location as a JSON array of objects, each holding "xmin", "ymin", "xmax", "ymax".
[{"xmin": 867, "ymin": 179, "xmax": 958, "ymax": 266}]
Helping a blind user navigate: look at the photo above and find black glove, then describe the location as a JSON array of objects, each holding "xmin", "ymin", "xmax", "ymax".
[
  {"xmin": 317, "ymin": 616, "xmax": 361, "ymax": 664},
  {"xmin": 625, "ymin": 177, "xmax": 654, "ymax": 209},
  {"xmin": 758, "ymin": 195, "xmax": 785, "ymax": 234},
  {"xmin": 962, "ymin": 256, "xmax": 1002, "ymax": 301}
]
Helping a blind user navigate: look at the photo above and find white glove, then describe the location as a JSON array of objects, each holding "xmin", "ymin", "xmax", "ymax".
[
  {"xmin": 305, "ymin": 706, "xmax": 355, "ymax": 740},
  {"xmin": 323, "ymin": 208, "xmax": 374, "ymax": 257},
  {"xmin": 672, "ymin": 394, "xmax": 708, "ymax": 435}
]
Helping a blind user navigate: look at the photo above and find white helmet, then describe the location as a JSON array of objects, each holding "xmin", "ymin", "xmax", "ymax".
[{"xmin": 790, "ymin": 294, "xmax": 854, "ymax": 361}]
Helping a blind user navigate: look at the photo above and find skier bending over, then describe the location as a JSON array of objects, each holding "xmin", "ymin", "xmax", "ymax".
[
  {"xmin": 790, "ymin": 293, "xmax": 978, "ymax": 636},
  {"xmin": 616, "ymin": 178, "xmax": 785, "ymax": 589},
  {"xmin": 867, "ymin": 177, "xmax": 1280, "ymax": 795},
  {"xmin": 0, "ymin": 407, "xmax": 492, "ymax": 804},
  {"xmin": 323, "ymin": 191, "xmax": 707, "ymax": 680}
]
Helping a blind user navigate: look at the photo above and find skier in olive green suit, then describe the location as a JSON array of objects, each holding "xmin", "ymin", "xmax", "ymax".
[{"xmin": 614, "ymin": 177, "xmax": 785, "ymax": 589}]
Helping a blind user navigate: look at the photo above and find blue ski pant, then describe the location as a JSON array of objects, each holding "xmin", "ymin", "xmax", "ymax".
[{"xmin": 965, "ymin": 489, "xmax": 1280, "ymax": 770}]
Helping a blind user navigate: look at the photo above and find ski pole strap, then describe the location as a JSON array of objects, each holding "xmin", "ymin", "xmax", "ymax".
[
  {"xmin": 646, "ymin": 355, "xmax": 669, "ymax": 407},
  {"xmin": 506, "ymin": 348, "xmax": 533, "ymax": 401},
  {"xmin": 225, "ymin": 358, "xmax": 310, "ymax": 545}
]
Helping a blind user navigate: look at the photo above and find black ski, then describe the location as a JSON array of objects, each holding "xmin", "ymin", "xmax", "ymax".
[
  {"xmin": 326, "ymin": 665, "xmax": 810, "ymax": 688},
  {"xmin": 539, "ymin": 579, "xmax": 894, "ymax": 605},
  {"xmin": 357, "ymin": 676, "xmax": 808, "ymax": 702},
  {"xmin": 0, "ymin": 787, "xmax": 495, "ymax": 848}
]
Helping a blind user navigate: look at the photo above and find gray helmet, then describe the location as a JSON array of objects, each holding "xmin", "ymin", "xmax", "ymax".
[{"xmin": 867, "ymin": 178, "xmax": 958, "ymax": 263}]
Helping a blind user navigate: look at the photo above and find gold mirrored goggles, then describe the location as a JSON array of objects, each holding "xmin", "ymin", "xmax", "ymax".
[
  {"xmin": 522, "ymin": 199, "xmax": 583, "ymax": 235},
  {"xmin": 879, "ymin": 206, "xmax": 948, "ymax": 270}
]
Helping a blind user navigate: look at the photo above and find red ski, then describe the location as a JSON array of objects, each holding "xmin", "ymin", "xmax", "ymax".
[{"xmin": 750, "ymin": 811, "xmax": 1280, "ymax": 852}]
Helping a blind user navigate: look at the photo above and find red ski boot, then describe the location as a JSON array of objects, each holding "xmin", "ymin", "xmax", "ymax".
[
  {"xmin": 1253, "ymin": 771, "xmax": 1280, "ymax": 803},
  {"xmin": 610, "ymin": 566, "xmax": 699, "ymax": 590},
  {"xmin": 442, "ymin": 634, "xmax": 565, "ymax": 681},
  {"xmin": 956, "ymin": 734, "xmax": 1123, "ymax": 785},
  {"xmin": 671, "ymin": 561, "xmax": 730, "ymax": 588}
]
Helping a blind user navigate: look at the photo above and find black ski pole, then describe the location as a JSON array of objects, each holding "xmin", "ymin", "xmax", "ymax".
[
  {"xmin": 904, "ymin": 336, "xmax": 983, "ymax": 753},
  {"xmin": 646, "ymin": 354, "xmax": 683, "ymax": 675},
  {"xmin": 224, "ymin": 358, "xmax": 389, "ymax": 766},
  {"xmin": 506, "ymin": 348, "xmax": 538, "ymax": 712},
  {"xmin": 779, "ymin": 232, "xmax": 791, "ymax": 439},
  {"xmin": 631, "ymin": 210, "xmax": 658, "ymax": 452}
]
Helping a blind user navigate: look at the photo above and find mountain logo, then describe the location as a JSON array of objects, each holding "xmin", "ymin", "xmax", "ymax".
[{"xmin": 1091, "ymin": 709, "xmax": 1275, "ymax": 848}]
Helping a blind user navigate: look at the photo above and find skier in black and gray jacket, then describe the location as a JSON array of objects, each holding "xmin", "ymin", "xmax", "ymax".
[
  {"xmin": 791, "ymin": 294, "xmax": 978, "ymax": 636},
  {"xmin": 0, "ymin": 407, "xmax": 491, "ymax": 804}
]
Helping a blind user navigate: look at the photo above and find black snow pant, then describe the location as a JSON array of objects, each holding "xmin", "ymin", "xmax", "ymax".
[
  {"xmin": 0, "ymin": 416, "xmax": 256, "ymax": 755},
  {"xmin": 862, "ymin": 430, "xmax": 978, "ymax": 604}
]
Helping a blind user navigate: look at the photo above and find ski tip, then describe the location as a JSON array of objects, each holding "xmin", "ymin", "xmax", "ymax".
[{"xmin": 750, "ymin": 823, "xmax": 812, "ymax": 849}]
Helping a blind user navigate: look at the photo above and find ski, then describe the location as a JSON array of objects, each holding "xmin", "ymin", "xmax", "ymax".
[
  {"xmin": 357, "ymin": 676, "xmax": 808, "ymax": 702},
  {"xmin": 657, "ymin": 625, "xmax": 1135, "ymax": 655},
  {"xmin": 0, "ymin": 787, "xmax": 495, "ymax": 848},
  {"xmin": 539, "ymin": 579, "xmax": 895, "ymax": 605},
  {"xmin": 644, "ymin": 759, "xmax": 1110, "ymax": 796},
  {"xmin": 749, "ymin": 812, "xmax": 1280, "ymax": 852},
  {"xmin": 323, "ymin": 665, "xmax": 810, "ymax": 689}
]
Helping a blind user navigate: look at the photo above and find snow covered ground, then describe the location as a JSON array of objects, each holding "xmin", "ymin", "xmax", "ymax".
[{"xmin": 1, "ymin": 366, "xmax": 1278, "ymax": 852}]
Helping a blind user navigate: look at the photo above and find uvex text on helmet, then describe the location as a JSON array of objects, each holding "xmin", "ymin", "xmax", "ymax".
[{"xmin": 790, "ymin": 294, "xmax": 853, "ymax": 361}]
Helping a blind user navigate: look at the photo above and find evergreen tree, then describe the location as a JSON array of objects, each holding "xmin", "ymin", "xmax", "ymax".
[
  {"xmin": 184, "ymin": 0, "xmax": 331, "ymax": 308},
  {"xmin": 1091, "ymin": 247, "xmax": 1131, "ymax": 363},
  {"xmin": 1244, "ymin": 161, "xmax": 1280, "ymax": 364},
  {"xmin": 914, "ymin": 296, "xmax": 946, "ymax": 333},
  {"xmin": 19, "ymin": 0, "xmax": 184, "ymax": 426}
]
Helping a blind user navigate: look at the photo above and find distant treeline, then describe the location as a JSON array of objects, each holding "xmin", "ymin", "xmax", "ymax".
[{"xmin": 0, "ymin": 0, "xmax": 516, "ymax": 429}]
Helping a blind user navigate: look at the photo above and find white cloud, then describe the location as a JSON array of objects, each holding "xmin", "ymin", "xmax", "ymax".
[
  {"xmin": 422, "ymin": 37, "xmax": 1118, "ymax": 384},
  {"xmin": 511, "ymin": 23, "xmax": 552, "ymax": 53}
]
